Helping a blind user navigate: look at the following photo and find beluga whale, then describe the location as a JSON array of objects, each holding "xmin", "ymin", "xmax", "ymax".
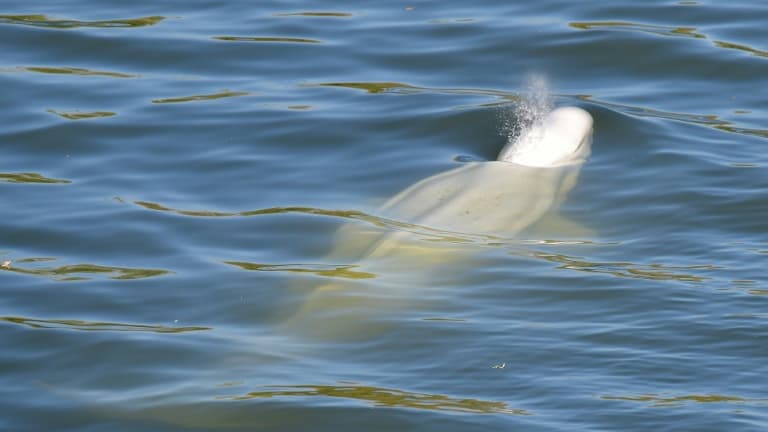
[
  {"xmin": 281, "ymin": 105, "xmax": 594, "ymax": 340},
  {"xmin": 378, "ymin": 106, "xmax": 593, "ymax": 237}
]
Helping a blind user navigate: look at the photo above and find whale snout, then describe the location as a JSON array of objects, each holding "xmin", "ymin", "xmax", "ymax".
[{"xmin": 498, "ymin": 106, "xmax": 593, "ymax": 167}]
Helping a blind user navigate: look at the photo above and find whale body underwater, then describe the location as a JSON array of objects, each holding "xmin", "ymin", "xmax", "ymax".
[{"xmin": 283, "ymin": 106, "xmax": 594, "ymax": 339}]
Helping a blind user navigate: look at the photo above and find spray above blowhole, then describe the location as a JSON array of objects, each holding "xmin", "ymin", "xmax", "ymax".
[
  {"xmin": 497, "ymin": 76, "xmax": 593, "ymax": 167},
  {"xmin": 500, "ymin": 74, "xmax": 555, "ymax": 147}
]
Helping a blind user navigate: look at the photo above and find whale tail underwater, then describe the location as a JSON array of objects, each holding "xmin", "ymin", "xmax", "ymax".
[{"xmin": 280, "ymin": 106, "xmax": 594, "ymax": 341}]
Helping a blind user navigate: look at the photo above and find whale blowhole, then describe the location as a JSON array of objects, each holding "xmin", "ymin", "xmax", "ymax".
[{"xmin": 498, "ymin": 77, "xmax": 592, "ymax": 167}]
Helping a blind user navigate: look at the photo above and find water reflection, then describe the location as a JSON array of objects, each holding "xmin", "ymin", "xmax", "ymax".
[
  {"xmin": 218, "ymin": 384, "xmax": 530, "ymax": 415},
  {"xmin": 310, "ymin": 81, "xmax": 767, "ymax": 140},
  {"xmin": 571, "ymin": 20, "xmax": 768, "ymax": 60},
  {"xmin": 47, "ymin": 109, "xmax": 116, "ymax": 120},
  {"xmin": 152, "ymin": 91, "xmax": 250, "ymax": 104},
  {"xmin": 528, "ymin": 250, "xmax": 718, "ymax": 283},
  {"xmin": 579, "ymin": 96, "xmax": 768, "ymax": 140},
  {"xmin": 311, "ymin": 81, "xmax": 521, "ymax": 102},
  {"xmin": 0, "ymin": 172, "xmax": 71, "ymax": 184},
  {"xmin": 713, "ymin": 40, "xmax": 768, "ymax": 58},
  {"xmin": 4, "ymin": 258, "xmax": 170, "ymax": 281},
  {"xmin": 213, "ymin": 36, "xmax": 322, "ymax": 44},
  {"xmin": 713, "ymin": 124, "xmax": 768, "ymax": 139},
  {"xmin": 601, "ymin": 393, "xmax": 765, "ymax": 407},
  {"xmin": 132, "ymin": 200, "xmax": 496, "ymax": 245},
  {"xmin": 131, "ymin": 199, "xmax": 724, "ymax": 286},
  {"xmin": 23, "ymin": 66, "xmax": 137, "ymax": 78},
  {"xmin": 427, "ymin": 18, "xmax": 479, "ymax": 24},
  {"xmin": 0, "ymin": 14, "xmax": 164, "ymax": 29},
  {"xmin": 570, "ymin": 21, "xmax": 705, "ymax": 38},
  {"xmin": 224, "ymin": 261, "xmax": 376, "ymax": 280},
  {"xmin": 134, "ymin": 200, "xmax": 368, "ymax": 220},
  {"xmin": 273, "ymin": 12, "xmax": 354, "ymax": 18},
  {"xmin": 316, "ymin": 81, "xmax": 420, "ymax": 94},
  {"xmin": 0, "ymin": 316, "xmax": 209, "ymax": 333}
]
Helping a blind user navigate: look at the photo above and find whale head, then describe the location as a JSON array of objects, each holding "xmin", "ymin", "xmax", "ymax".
[{"xmin": 497, "ymin": 106, "xmax": 593, "ymax": 167}]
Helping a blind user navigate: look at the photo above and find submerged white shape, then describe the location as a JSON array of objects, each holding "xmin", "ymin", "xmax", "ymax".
[{"xmin": 283, "ymin": 106, "xmax": 594, "ymax": 340}]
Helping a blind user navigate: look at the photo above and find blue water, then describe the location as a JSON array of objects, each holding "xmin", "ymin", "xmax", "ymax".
[{"xmin": 1, "ymin": 1, "xmax": 767, "ymax": 431}]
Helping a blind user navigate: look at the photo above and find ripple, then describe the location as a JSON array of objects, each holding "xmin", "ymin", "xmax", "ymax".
[
  {"xmin": 570, "ymin": 21, "xmax": 705, "ymax": 39},
  {"xmin": 314, "ymin": 81, "xmax": 420, "ymax": 94},
  {"xmin": 579, "ymin": 95, "xmax": 722, "ymax": 125},
  {"xmin": 0, "ymin": 14, "xmax": 164, "ymax": 29},
  {"xmin": 134, "ymin": 200, "xmax": 365, "ymax": 219},
  {"xmin": 601, "ymin": 393, "xmax": 766, "ymax": 407},
  {"xmin": 0, "ymin": 172, "xmax": 71, "ymax": 184},
  {"xmin": 131, "ymin": 200, "xmax": 501, "ymax": 245},
  {"xmin": 427, "ymin": 18, "xmax": 479, "ymax": 24},
  {"xmin": 217, "ymin": 384, "xmax": 530, "ymax": 415},
  {"xmin": 223, "ymin": 261, "xmax": 376, "ymax": 279},
  {"xmin": 273, "ymin": 11, "xmax": 355, "ymax": 18},
  {"xmin": 308, "ymin": 81, "xmax": 767, "ymax": 139},
  {"xmin": 312, "ymin": 81, "xmax": 768, "ymax": 140},
  {"xmin": 713, "ymin": 40, "xmax": 768, "ymax": 58},
  {"xmin": 571, "ymin": 20, "xmax": 768, "ymax": 60},
  {"xmin": 529, "ymin": 251, "xmax": 719, "ymax": 283},
  {"xmin": 4, "ymin": 258, "xmax": 170, "ymax": 281},
  {"xmin": 421, "ymin": 317, "xmax": 468, "ymax": 323},
  {"xmin": 713, "ymin": 124, "xmax": 768, "ymax": 139},
  {"xmin": 22, "ymin": 66, "xmax": 137, "ymax": 78},
  {"xmin": 310, "ymin": 81, "xmax": 518, "ymax": 100},
  {"xmin": 213, "ymin": 36, "xmax": 322, "ymax": 44},
  {"xmin": 580, "ymin": 96, "xmax": 768, "ymax": 140},
  {"xmin": 47, "ymin": 109, "xmax": 116, "ymax": 120},
  {"xmin": 0, "ymin": 316, "xmax": 209, "ymax": 333},
  {"xmin": 152, "ymin": 91, "xmax": 250, "ymax": 104}
]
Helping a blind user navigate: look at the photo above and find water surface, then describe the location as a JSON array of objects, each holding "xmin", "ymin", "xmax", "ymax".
[{"xmin": 1, "ymin": 1, "xmax": 767, "ymax": 431}]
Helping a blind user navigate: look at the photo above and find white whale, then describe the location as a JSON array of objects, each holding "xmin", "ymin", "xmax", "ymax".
[
  {"xmin": 282, "ymin": 106, "xmax": 594, "ymax": 339},
  {"xmin": 379, "ymin": 107, "xmax": 592, "ymax": 236}
]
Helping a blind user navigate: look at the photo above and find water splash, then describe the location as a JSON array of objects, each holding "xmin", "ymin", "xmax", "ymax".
[{"xmin": 499, "ymin": 75, "xmax": 554, "ymax": 152}]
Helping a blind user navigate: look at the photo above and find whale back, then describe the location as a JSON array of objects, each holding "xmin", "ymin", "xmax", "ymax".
[
  {"xmin": 497, "ymin": 106, "xmax": 593, "ymax": 167},
  {"xmin": 377, "ymin": 162, "xmax": 580, "ymax": 238},
  {"xmin": 282, "ymin": 106, "xmax": 594, "ymax": 340}
]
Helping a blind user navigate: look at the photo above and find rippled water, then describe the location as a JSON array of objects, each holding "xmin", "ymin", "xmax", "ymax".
[{"xmin": 1, "ymin": 1, "xmax": 767, "ymax": 431}]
